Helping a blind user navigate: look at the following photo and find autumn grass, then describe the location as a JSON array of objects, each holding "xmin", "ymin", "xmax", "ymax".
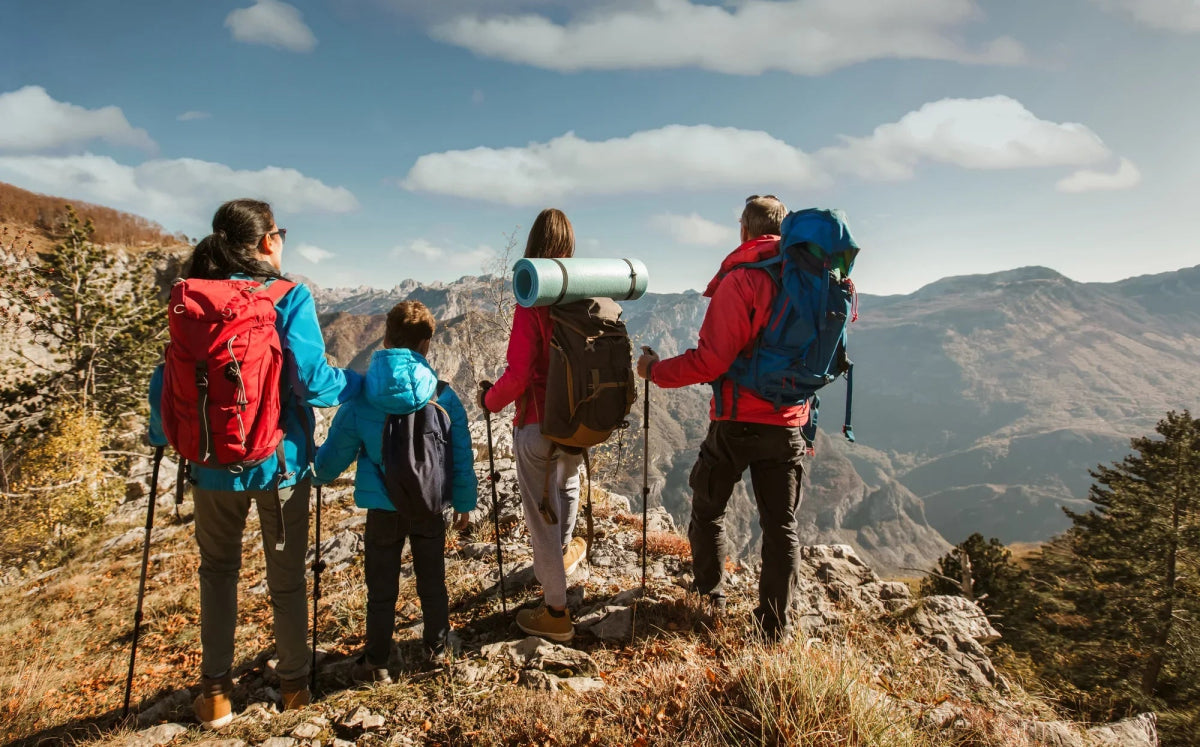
[{"xmin": 633, "ymin": 530, "xmax": 692, "ymax": 560}]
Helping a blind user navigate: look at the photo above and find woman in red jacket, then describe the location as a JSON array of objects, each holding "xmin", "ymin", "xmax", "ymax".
[{"xmin": 479, "ymin": 208, "xmax": 585, "ymax": 642}]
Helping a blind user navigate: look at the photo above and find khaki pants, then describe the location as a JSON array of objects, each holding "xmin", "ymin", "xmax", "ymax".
[
  {"xmin": 513, "ymin": 425, "xmax": 583, "ymax": 609},
  {"xmin": 192, "ymin": 479, "xmax": 311, "ymax": 682}
]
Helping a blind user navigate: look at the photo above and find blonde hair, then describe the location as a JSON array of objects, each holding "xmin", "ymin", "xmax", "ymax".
[
  {"xmin": 524, "ymin": 208, "xmax": 575, "ymax": 259},
  {"xmin": 384, "ymin": 301, "xmax": 436, "ymax": 350},
  {"xmin": 741, "ymin": 196, "xmax": 787, "ymax": 239}
]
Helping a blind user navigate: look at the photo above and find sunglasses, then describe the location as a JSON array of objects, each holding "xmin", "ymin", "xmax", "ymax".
[
  {"xmin": 745, "ymin": 194, "xmax": 778, "ymax": 204},
  {"xmin": 266, "ymin": 228, "xmax": 287, "ymax": 243}
]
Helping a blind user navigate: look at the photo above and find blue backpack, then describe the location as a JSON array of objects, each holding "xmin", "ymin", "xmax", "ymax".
[
  {"xmin": 380, "ymin": 380, "xmax": 453, "ymax": 520},
  {"xmin": 715, "ymin": 208, "xmax": 860, "ymax": 448}
]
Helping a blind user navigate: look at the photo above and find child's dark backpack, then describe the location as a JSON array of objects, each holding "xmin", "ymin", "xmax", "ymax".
[
  {"xmin": 161, "ymin": 278, "xmax": 295, "ymax": 471},
  {"xmin": 717, "ymin": 208, "xmax": 861, "ymax": 445},
  {"xmin": 541, "ymin": 297, "xmax": 636, "ymax": 450},
  {"xmin": 381, "ymin": 381, "xmax": 453, "ymax": 520}
]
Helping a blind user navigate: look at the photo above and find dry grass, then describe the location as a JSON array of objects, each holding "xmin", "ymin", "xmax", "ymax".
[
  {"xmin": 1, "ymin": 485, "xmax": 1075, "ymax": 747},
  {"xmin": 633, "ymin": 531, "xmax": 692, "ymax": 560}
]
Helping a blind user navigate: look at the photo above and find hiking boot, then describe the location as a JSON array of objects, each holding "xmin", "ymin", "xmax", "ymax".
[
  {"xmin": 516, "ymin": 604, "xmax": 575, "ymax": 643},
  {"xmin": 704, "ymin": 593, "xmax": 727, "ymax": 624},
  {"xmin": 426, "ymin": 629, "xmax": 463, "ymax": 667},
  {"xmin": 280, "ymin": 677, "xmax": 311, "ymax": 711},
  {"xmin": 563, "ymin": 537, "xmax": 588, "ymax": 576},
  {"xmin": 351, "ymin": 657, "xmax": 393, "ymax": 686},
  {"xmin": 193, "ymin": 674, "xmax": 234, "ymax": 730}
]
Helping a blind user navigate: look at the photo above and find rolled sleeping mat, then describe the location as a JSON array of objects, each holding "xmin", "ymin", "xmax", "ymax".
[{"xmin": 512, "ymin": 257, "xmax": 649, "ymax": 308}]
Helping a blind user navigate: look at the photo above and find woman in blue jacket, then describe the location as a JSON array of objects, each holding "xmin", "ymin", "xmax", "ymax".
[
  {"xmin": 148, "ymin": 199, "xmax": 360, "ymax": 728},
  {"xmin": 314, "ymin": 300, "xmax": 476, "ymax": 683}
]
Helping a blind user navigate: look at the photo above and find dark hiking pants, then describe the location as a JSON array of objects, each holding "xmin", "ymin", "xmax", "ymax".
[
  {"xmin": 687, "ymin": 420, "xmax": 806, "ymax": 638},
  {"xmin": 363, "ymin": 509, "xmax": 449, "ymax": 666}
]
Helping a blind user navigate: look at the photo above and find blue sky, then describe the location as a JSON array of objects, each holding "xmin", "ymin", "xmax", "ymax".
[{"xmin": 0, "ymin": 0, "xmax": 1196, "ymax": 294}]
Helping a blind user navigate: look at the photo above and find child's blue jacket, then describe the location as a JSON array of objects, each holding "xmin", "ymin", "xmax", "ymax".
[{"xmin": 313, "ymin": 347, "xmax": 478, "ymax": 513}]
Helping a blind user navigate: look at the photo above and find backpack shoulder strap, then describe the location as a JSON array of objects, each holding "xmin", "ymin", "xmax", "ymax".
[{"xmin": 261, "ymin": 278, "xmax": 297, "ymax": 305}]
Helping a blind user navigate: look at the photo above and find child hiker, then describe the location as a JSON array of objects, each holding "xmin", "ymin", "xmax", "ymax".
[{"xmin": 314, "ymin": 300, "xmax": 477, "ymax": 682}]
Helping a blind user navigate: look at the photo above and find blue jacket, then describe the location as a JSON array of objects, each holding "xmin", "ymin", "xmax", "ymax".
[
  {"xmin": 313, "ymin": 347, "xmax": 478, "ymax": 514},
  {"xmin": 148, "ymin": 278, "xmax": 362, "ymax": 491}
]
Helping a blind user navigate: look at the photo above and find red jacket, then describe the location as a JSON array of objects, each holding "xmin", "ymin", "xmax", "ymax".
[
  {"xmin": 650, "ymin": 235, "xmax": 810, "ymax": 428},
  {"xmin": 484, "ymin": 304, "xmax": 551, "ymax": 426}
]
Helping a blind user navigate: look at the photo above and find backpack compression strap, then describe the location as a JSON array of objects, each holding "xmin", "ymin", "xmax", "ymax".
[{"xmin": 711, "ymin": 257, "xmax": 782, "ymax": 419}]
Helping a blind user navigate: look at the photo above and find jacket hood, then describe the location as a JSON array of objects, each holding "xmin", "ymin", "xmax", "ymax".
[
  {"xmin": 704, "ymin": 235, "xmax": 780, "ymax": 297},
  {"xmin": 365, "ymin": 348, "xmax": 439, "ymax": 415}
]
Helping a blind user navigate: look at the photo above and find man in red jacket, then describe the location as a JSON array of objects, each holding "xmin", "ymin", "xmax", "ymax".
[{"xmin": 636, "ymin": 195, "xmax": 809, "ymax": 641}]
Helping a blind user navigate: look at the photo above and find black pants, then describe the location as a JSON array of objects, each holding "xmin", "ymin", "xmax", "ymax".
[
  {"xmin": 363, "ymin": 509, "xmax": 449, "ymax": 666},
  {"xmin": 687, "ymin": 420, "xmax": 805, "ymax": 637}
]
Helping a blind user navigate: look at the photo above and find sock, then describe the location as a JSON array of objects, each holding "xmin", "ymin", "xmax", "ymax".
[{"xmin": 547, "ymin": 606, "xmax": 566, "ymax": 618}]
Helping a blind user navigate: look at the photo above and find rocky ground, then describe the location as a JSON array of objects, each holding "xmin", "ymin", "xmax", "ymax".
[{"xmin": 0, "ymin": 423, "xmax": 1159, "ymax": 746}]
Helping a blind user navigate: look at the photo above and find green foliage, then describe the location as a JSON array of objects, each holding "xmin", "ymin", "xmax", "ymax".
[
  {"xmin": 920, "ymin": 533, "xmax": 1028, "ymax": 621},
  {"xmin": 0, "ymin": 206, "xmax": 163, "ymax": 464},
  {"xmin": 986, "ymin": 410, "xmax": 1200, "ymax": 741},
  {"xmin": 0, "ymin": 407, "xmax": 123, "ymax": 566}
]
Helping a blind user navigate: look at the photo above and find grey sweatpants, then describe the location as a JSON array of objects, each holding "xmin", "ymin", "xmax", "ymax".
[
  {"xmin": 192, "ymin": 479, "xmax": 311, "ymax": 682},
  {"xmin": 513, "ymin": 424, "xmax": 583, "ymax": 609}
]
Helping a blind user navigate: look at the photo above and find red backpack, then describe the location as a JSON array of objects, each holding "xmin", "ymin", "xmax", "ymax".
[{"xmin": 161, "ymin": 278, "xmax": 295, "ymax": 471}]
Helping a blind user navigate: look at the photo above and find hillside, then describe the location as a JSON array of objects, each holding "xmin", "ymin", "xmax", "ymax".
[
  {"xmin": 0, "ymin": 427, "xmax": 1156, "ymax": 746},
  {"xmin": 0, "ymin": 181, "xmax": 187, "ymax": 253}
]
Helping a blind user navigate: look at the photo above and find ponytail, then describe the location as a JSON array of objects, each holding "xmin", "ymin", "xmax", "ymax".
[{"xmin": 186, "ymin": 198, "xmax": 282, "ymax": 280}]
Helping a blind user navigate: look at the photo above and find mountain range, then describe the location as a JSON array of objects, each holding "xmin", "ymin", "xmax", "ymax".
[{"xmin": 302, "ymin": 262, "xmax": 1200, "ymax": 572}]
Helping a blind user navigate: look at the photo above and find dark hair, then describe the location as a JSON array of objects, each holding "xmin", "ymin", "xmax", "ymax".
[
  {"xmin": 741, "ymin": 196, "xmax": 787, "ymax": 239},
  {"xmin": 385, "ymin": 301, "xmax": 436, "ymax": 350},
  {"xmin": 523, "ymin": 208, "xmax": 575, "ymax": 259},
  {"xmin": 187, "ymin": 199, "xmax": 282, "ymax": 280}
]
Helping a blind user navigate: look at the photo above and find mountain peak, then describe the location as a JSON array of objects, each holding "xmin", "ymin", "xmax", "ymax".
[{"xmin": 911, "ymin": 265, "xmax": 1071, "ymax": 297}]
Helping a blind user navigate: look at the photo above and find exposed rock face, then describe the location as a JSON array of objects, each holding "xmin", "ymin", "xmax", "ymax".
[{"xmin": 311, "ymin": 264, "xmax": 1200, "ymax": 549}]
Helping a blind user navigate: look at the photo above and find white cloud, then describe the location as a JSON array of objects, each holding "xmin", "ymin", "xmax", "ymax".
[
  {"xmin": 225, "ymin": 0, "xmax": 318, "ymax": 52},
  {"xmin": 393, "ymin": 239, "xmax": 496, "ymax": 269},
  {"xmin": 431, "ymin": 0, "xmax": 1025, "ymax": 75},
  {"xmin": 177, "ymin": 111, "xmax": 212, "ymax": 122},
  {"xmin": 402, "ymin": 125, "xmax": 827, "ymax": 205},
  {"xmin": 651, "ymin": 213, "xmax": 737, "ymax": 246},
  {"xmin": 818, "ymin": 96, "xmax": 1115, "ymax": 180},
  {"xmin": 0, "ymin": 86, "xmax": 156, "ymax": 154},
  {"xmin": 403, "ymin": 96, "xmax": 1138, "ymax": 203},
  {"xmin": 1056, "ymin": 158, "xmax": 1143, "ymax": 193},
  {"xmin": 395, "ymin": 238, "xmax": 445, "ymax": 261},
  {"xmin": 1092, "ymin": 0, "xmax": 1200, "ymax": 32},
  {"xmin": 295, "ymin": 243, "xmax": 336, "ymax": 263},
  {"xmin": 0, "ymin": 153, "xmax": 359, "ymax": 231}
]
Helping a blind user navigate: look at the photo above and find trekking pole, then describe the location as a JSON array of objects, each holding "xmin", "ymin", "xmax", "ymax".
[
  {"xmin": 123, "ymin": 445, "xmax": 165, "ymax": 718},
  {"xmin": 311, "ymin": 484, "xmax": 325, "ymax": 695},
  {"xmin": 484, "ymin": 408, "xmax": 508, "ymax": 615},
  {"xmin": 641, "ymin": 350, "xmax": 652, "ymax": 596}
]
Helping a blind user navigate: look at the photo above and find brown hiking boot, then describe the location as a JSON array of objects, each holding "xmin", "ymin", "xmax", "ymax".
[
  {"xmin": 193, "ymin": 674, "xmax": 234, "ymax": 730},
  {"xmin": 562, "ymin": 537, "xmax": 587, "ymax": 576},
  {"xmin": 516, "ymin": 604, "xmax": 574, "ymax": 643},
  {"xmin": 280, "ymin": 676, "xmax": 311, "ymax": 710},
  {"xmin": 351, "ymin": 657, "xmax": 394, "ymax": 686}
]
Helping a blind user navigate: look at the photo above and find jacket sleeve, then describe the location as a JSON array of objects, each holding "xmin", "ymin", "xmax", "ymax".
[
  {"xmin": 313, "ymin": 400, "xmax": 361, "ymax": 485},
  {"xmin": 483, "ymin": 305, "xmax": 541, "ymax": 413},
  {"xmin": 276, "ymin": 283, "xmax": 363, "ymax": 407},
  {"xmin": 147, "ymin": 364, "xmax": 167, "ymax": 447},
  {"xmin": 441, "ymin": 385, "xmax": 479, "ymax": 513},
  {"xmin": 651, "ymin": 271, "xmax": 761, "ymax": 389}
]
